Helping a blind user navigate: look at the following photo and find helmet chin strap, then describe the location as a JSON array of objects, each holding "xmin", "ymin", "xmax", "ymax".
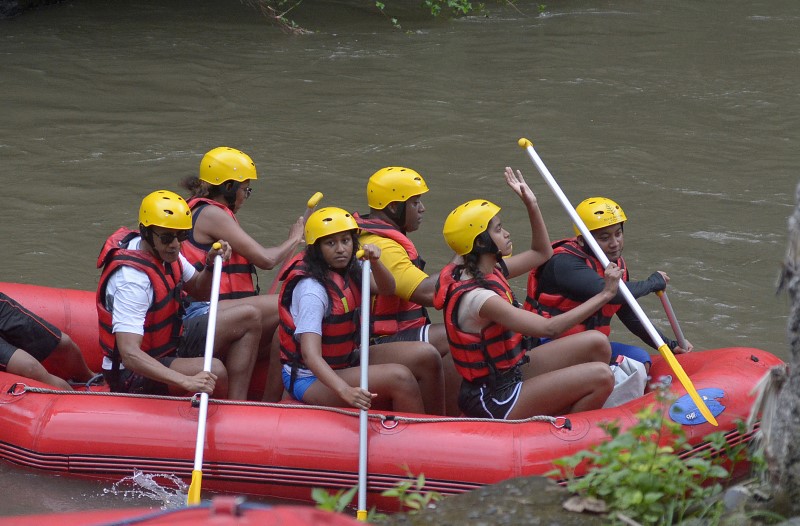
[
  {"xmin": 138, "ymin": 225, "xmax": 164, "ymax": 263},
  {"xmin": 222, "ymin": 181, "xmax": 240, "ymax": 210},
  {"xmin": 474, "ymin": 231, "xmax": 499, "ymax": 258}
]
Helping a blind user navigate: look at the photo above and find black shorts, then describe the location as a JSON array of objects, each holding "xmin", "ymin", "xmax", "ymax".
[
  {"xmin": 0, "ymin": 292, "xmax": 62, "ymax": 370},
  {"xmin": 458, "ymin": 366, "xmax": 523, "ymax": 419},
  {"xmin": 104, "ymin": 314, "xmax": 210, "ymax": 395},
  {"xmin": 370, "ymin": 325, "xmax": 430, "ymax": 345}
]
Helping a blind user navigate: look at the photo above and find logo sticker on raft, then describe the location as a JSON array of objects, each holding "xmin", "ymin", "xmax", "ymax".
[{"xmin": 669, "ymin": 388, "xmax": 726, "ymax": 425}]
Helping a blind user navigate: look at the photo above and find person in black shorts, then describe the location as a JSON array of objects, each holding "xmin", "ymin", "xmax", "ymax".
[{"xmin": 0, "ymin": 292, "xmax": 95, "ymax": 389}]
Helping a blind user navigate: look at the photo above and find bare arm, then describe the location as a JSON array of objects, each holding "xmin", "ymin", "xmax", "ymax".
[
  {"xmin": 299, "ymin": 332, "xmax": 374, "ymax": 409},
  {"xmin": 500, "ymin": 167, "xmax": 553, "ymax": 279},
  {"xmin": 360, "ymin": 243, "xmax": 396, "ymax": 296},
  {"xmin": 115, "ymin": 332, "xmax": 217, "ymax": 393},
  {"xmin": 480, "ymin": 263, "xmax": 623, "ymax": 339},
  {"xmin": 193, "ymin": 204, "xmax": 304, "ymax": 270}
]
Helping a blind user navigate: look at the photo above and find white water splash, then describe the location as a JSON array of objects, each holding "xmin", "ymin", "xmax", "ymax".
[{"xmin": 102, "ymin": 470, "xmax": 188, "ymax": 509}]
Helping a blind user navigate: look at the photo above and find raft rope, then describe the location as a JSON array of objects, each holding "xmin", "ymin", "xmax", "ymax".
[{"xmin": 7, "ymin": 382, "xmax": 570, "ymax": 429}]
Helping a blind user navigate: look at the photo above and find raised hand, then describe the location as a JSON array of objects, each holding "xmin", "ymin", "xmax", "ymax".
[{"xmin": 504, "ymin": 166, "xmax": 537, "ymax": 205}]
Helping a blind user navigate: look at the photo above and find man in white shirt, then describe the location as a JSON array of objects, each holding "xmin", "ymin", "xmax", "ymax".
[{"xmin": 96, "ymin": 190, "xmax": 261, "ymax": 400}]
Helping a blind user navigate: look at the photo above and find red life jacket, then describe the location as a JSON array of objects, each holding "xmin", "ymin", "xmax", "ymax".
[
  {"xmin": 354, "ymin": 213, "xmax": 428, "ymax": 335},
  {"xmin": 524, "ymin": 238, "xmax": 628, "ymax": 336},
  {"xmin": 183, "ymin": 197, "xmax": 258, "ymax": 300},
  {"xmin": 433, "ymin": 263, "xmax": 529, "ymax": 383},
  {"xmin": 278, "ymin": 253, "xmax": 360, "ymax": 374},
  {"xmin": 96, "ymin": 227, "xmax": 185, "ymax": 368}
]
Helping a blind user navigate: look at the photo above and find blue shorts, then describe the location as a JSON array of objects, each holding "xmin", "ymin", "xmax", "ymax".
[
  {"xmin": 183, "ymin": 301, "xmax": 210, "ymax": 321},
  {"xmin": 610, "ymin": 342, "xmax": 651, "ymax": 366},
  {"xmin": 282, "ymin": 366, "xmax": 317, "ymax": 401}
]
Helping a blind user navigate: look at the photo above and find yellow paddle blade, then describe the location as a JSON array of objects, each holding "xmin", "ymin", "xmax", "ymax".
[
  {"xmin": 657, "ymin": 344, "xmax": 718, "ymax": 426},
  {"xmin": 357, "ymin": 509, "xmax": 368, "ymax": 522},
  {"xmin": 187, "ymin": 469, "xmax": 203, "ymax": 505}
]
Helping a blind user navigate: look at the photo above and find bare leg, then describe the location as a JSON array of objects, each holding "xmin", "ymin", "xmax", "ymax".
[
  {"xmin": 169, "ymin": 357, "xmax": 229, "ymax": 398},
  {"xmin": 261, "ymin": 329, "xmax": 284, "ymax": 402},
  {"xmin": 508, "ymin": 362, "xmax": 614, "ymax": 418},
  {"xmin": 302, "ymin": 364, "xmax": 425, "ymax": 414},
  {"xmin": 428, "ymin": 323, "xmax": 462, "ymax": 416},
  {"xmin": 8, "ymin": 349, "xmax": 73, "ymax": 390},
  {"xmin": 523, "ymin": 330, "xmax": 611, "ymax": 379},
  {"xmin": 370, "ymin": 341, "xmax": 445, "ymax": 415},
  {"xmin": 220, "ymin": 295, "xmax": 280, "ymax": 361},
  {"xmin": 212, "ymin": 303, "xmax": 261, "ymax": 400},
  {"xmin": 41, "ymin": 333, "xmax": 95, "ymax": 383}
]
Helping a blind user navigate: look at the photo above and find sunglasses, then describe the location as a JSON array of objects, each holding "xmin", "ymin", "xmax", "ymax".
[
  {"xmin": 151, "ymin": 230, "xmax": 190, "ymax": 244},
  {"xmin": 243, "ymin": 187, "xmax": 253, "ymax": 199}
]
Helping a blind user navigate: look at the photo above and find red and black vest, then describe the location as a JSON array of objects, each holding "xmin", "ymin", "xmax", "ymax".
[
  {"xmin": 524, "ymin": 238, "xmax": 628, "ymax": 336},
  {"xmin": 96, "ymin": 227, "xmax": 185, "ymax": 368},
  {"xmin": 433, "ymin": 263, "xmax": 529, "ymax": 383},
  {"xmin": 278, "ymin": 253, "xmax": 360, "ymax": 376},
  {"xmin": 354, "ymin": 213, "xmax": 428, "ymax": 335},
  {"xmin": 183, "ymin": 197, "xmax": 258, "ymax": 300}
]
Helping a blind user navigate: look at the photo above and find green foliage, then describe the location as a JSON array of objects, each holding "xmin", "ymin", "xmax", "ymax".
[
  {"xmin": 312, "ymin": 486, "xmax": 359, "ymax": 513},
  {"xmin": 547, "ymin": 389, "xmax": 751, "ymax": 525},
  {"xmin": 311, "ymin": 468, "xmax": 443, "ymax": 522},
  {"xmin": 380, "ymin": 469, "xmax": 443, "ymax": 511}
]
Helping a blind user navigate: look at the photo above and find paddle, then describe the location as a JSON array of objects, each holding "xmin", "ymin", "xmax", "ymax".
[
  {"xmin": 518, "ymin": 138, "xmax": 718, "ymax": 426},
  {"xmin": 355, "ymin": 249, "xmax": 370, "ymax": 522},
  {"xmin": 657, "ymin": 290, "xmax": 688, "ymax": 350},
  {"xmin": 187, "ymin": 242, "xmax": 223, "ymax": 505},
  {"xmin": 267, "ymin": 192, "xmax": 324, "ymax": 295}
]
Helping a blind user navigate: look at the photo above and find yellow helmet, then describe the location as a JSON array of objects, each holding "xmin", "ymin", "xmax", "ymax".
[
  {"xmin": 199, "ymin": 147, "xmax": 258, "ymax": 185},
  {"xmin": 574, "ymin": 197, "xmax": 627, "ymax": 236},
  {"xmin": 442, "ymin": 199, "xmax": 501, "ymax": 255},
  {"xmin": 305, "ymin": 207, "xmax": 359, "ymax": 245},
  {"xmin": 367, "ymin": 166, "xmax": 429, "ymax": 209},
  {"xmin": 139, "ymin": 190, "xmax": 192, "ymax": 230}
]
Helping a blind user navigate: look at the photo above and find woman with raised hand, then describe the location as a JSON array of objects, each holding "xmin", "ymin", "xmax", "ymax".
[
  {"xmin": 278, "ymin": 207, "xmax": 444, "ymax": 414},
  {"xmin": 432, "ymin": 168, "xmax": 622, "ymax": 418}
]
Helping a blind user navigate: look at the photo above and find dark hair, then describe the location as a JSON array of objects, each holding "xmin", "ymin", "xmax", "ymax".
[
  {"xmin": 180, "ymin": 176, "xmax": 209, "ymax": 198},
  {"xmin": 180, "ymin": 176, "xmax": 238, "ymax": 210},
  {"xmin": 302, "ymin": 230, "xmax": 362, "ymax": 291}
]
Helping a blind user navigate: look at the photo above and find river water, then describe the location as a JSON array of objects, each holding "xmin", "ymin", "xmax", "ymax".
[{"xmin": 1, "ymin": 0, "xmax": 798, "ymax": 517}]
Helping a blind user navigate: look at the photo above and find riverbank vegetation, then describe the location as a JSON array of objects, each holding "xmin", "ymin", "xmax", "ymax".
[{"xmin": 239, "ymin": 0, "xmax": 482, "ymax": 33}]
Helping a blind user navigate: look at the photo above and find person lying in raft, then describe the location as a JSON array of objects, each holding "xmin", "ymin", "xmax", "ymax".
[
  {"xmin": 433, "ymin": 168, "xmax": 623, "ymax": 419},
  {"xmin": 96, "ymin": 190, "xmax": 261, "ymax": 400},
  {"xmin": 180, "ymin": 146, "xmax": 305, "ymax": 402},
  {"xmin": 278, "ymin": 207, "xmax": 444, "ymax": 415},
  {"xmin": 522, "ymin": 196, "xmax": 692, "ymax": 373},
  {"xmin": 0, "ymin": 292, "xmax": 96, "ymax": 390}
]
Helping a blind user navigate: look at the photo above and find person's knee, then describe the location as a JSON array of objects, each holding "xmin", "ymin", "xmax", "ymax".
[
  {"xmin": 9, "ymin": 351, "xmax": 40, "ymax": 379},
  {"xmin": 585, "ymin": 330, "xmax": 612, "ymax": 360},
  {"xmin": 387, "ymin": 365, "xmax": 418, "ymax": 392},
  {"xmin": 587, "ymin": 361, "xmax": 615, "ymax": 392}
]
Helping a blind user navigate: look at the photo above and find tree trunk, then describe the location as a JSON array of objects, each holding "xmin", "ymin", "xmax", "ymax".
[{"xmin": 764, "ymin": 181, "xmax": 800, "ymax": 514}]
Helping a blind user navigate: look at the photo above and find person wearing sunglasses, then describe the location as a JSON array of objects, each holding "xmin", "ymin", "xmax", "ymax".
[
  {"xmin": 179, "ymin": 147, "xmax": 304, "ymax": 402},
  {"xmin": 96, "ymin": 190, "xmax": 261, "ymax": 400}
]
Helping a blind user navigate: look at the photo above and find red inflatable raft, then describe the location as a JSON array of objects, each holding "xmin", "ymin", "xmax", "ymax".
[
  {"xmin": 0, "ymin": 282, "xmax": 783, "ymax": 510},
  {"xmin": 0, "ymin": 496, "xmax": 360, "ymax": 526}
]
